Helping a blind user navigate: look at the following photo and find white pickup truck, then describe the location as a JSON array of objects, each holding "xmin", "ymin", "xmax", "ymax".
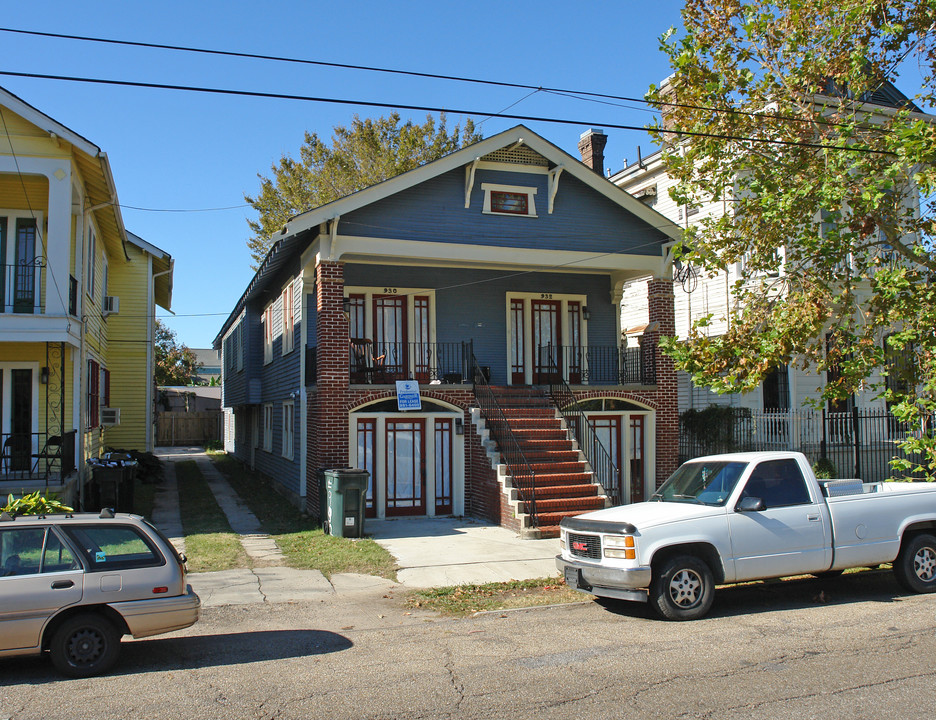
[{"xmin": 556, "ymin": 451, "xmax": 936, "ymax": 620}]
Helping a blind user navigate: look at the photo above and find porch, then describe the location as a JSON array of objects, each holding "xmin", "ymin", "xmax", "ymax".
[
  {"xmin": 0, "ymin": 429, "xmax": 78, "ymax": 490},
  {"xmin": 305, "ymin": 340, "xmax": 658, "ymax": 387}
]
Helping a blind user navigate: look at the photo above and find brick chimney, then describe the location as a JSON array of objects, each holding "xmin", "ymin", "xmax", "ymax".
[{"xmin": 578, "ymin": 128, "xmax": 607, "ymax": 175}]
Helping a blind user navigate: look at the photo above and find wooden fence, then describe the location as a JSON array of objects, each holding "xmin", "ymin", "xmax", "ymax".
[{"xmin": 156, "ymin": 411, "xmax": 222, "ymax": 446}]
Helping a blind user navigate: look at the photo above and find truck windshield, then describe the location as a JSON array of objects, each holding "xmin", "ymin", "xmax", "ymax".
[{"xmin": 651, "ymin": 461, "xmax": 748, "ymax": 506}]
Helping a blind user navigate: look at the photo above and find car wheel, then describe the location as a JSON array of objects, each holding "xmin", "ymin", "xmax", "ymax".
[
  {"xmin": 49, "ymin": 613, "xmax": 121, "ymax": 678},
  {"xmin": 650, "ymin": 555, "xmax": 715, "ymax": 621},
  {"xmin": 893, "ymin": 533, "xmax": 936, "ymax": 594}
]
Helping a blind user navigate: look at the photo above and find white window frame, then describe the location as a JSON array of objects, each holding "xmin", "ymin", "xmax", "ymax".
[
  {"xmin": 481, "ymin": 183, "xmax": 537, "ymax": 217},
  {"xmin": 262, "ymin": 402, "xmax": 273, "ymax": 452},
  {"xmin": 263, "ymin": 305, "xmax": 274, "ymax": 364},
  {"xmin": 281, "ymin": 400, "xmax": 294, "ymax": 459},
  {"xmin": 87, "ymin": 226, "xmax": 97, "ymax": 303},
  {"xmin": 505, "ymin": 291, "xmax": 589, "ymax": 386},
  {"xmin": 281, "ymin": 282, "xmax": 294, "ymax": 355}
]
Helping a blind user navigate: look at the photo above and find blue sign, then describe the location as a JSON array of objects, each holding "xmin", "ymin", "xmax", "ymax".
[{"xmin": 396, "ymin": 380, "xmax": 421, "ymax": 411}]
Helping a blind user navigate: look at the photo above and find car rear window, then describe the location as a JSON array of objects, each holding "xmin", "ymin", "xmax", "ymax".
[{"xmin": 63, "ymin": 524, "xmax": 165, "ymax": 571}]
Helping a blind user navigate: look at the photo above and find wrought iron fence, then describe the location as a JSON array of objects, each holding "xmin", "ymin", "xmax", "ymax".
[
  {"xmin": 470, "ymin": 352, "xmax": 538, "ymax": 525},
  {"xmin": 679, "ymin": 407, "xmax": 933, "ymax": 482},
  {"xmin": 540, "ymin": 344, "xmax": 657, "ymax": 385},
  {"xmin": 349, "ymin": 340, "xmax": 472, "ymax": 384}
]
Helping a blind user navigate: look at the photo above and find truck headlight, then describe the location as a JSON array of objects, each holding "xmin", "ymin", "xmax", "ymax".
[{"xmin": 603, "ymin": 534, "xmax": 636, "ymax": 560}]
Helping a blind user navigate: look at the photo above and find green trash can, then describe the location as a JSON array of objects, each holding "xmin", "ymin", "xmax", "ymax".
[{"xmin": 323, "ymin": 468, "xmax": 369, "ymax": 538}]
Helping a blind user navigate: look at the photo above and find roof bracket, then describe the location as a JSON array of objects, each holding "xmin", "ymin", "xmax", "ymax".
[
  {"xmin": 464, "ymin": 158, "xmax": 480, "ymax": 208},
  {"xmin": 548, "ymin": 166, "xmax": 564, "ymax": 214}
]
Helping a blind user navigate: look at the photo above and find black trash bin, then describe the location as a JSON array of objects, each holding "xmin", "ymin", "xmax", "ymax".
[
  {"xmin": 87, "ymin": 454, "xmax": 139, "ymax": 513},
  {"xmin": 322, "ymin": 468, "xmax": 369, "ymax": 538}
]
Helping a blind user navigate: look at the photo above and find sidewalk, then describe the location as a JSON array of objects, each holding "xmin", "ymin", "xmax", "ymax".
[{"xmin": 153, "ymin": 447, "xmax": 560, "ymax": 607}]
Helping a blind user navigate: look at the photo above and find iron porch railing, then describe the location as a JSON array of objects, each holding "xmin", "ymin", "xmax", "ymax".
[
  {"xmin": 538, "ymin": 344, "xmax": 657, "ymax": 386},
  {"xmin": 349, "ymin": 340, "xmax": 472, "ymax": 384},
  {"xmin": 0, "ymin": 259, "xmax": 45, "ymax": 314},
  {"xmin": 0, "ymin": 430, "xmax": 77, "ymax": 486}
]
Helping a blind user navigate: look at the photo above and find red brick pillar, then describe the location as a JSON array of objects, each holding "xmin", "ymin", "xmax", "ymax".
[
  {"xmin": 646, "ymin": 277, "xmax": 679, "ymax": 488},
  {"xmin": 306, "ymin": 260, "xmax": 350, "ymax": 517}
]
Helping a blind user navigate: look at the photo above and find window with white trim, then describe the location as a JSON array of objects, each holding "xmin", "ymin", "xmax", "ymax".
[
  {"xmin": 281, "ymin": 283, "xmax": 294, "ymax": 355},
  {"xmin": 262, "ymin": 403, "xmax": 273, "ymax": 452},
  {"xmin": 281, "ymin": 400, "xmax": 294, "ymax": 459},
  {"xmin": 481, "ymin": 183, "xmax": 537, "ymax": 217},
  {"xmin": 263, "ymin": 305, "xmax": 274, "ymax": 364},
  {"xmin": 87, "ymin": 227, "xmax": 96, "ymax": 303}
]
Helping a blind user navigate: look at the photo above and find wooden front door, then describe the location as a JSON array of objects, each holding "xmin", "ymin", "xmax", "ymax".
[{"xmin": 385, "ymin": 418, "xmax": 426, "ymax": 516}]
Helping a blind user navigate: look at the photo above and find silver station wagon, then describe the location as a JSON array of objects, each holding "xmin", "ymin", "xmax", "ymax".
[{"xmin": 0, "ymin": 510, "xmax": 199, "ymax": 677}]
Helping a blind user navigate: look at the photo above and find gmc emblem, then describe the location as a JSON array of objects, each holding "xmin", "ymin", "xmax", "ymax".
[{"xmin": 572, "ymin": 541, "xmax": 589, "ymax": 552}]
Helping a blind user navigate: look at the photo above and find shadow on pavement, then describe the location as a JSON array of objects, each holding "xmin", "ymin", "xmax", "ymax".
[
  {"xmin": 0, "ymin": 629, "xmax": 352, "ymax": 683},
  {"xmin": 593, "ymin": 568, "xmax": 908, "ymax": 621}
]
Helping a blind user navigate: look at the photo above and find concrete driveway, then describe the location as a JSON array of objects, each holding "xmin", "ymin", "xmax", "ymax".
[{"xmin": 365, "ymin": 516, "xmax": 561, "ymax": 587}]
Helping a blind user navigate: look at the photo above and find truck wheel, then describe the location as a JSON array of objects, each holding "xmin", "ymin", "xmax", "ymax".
[
  {"xmin": 894, "ymin": 533, "xmax": 936, "ymax": 594},
  {"xmin": 49, "ymin": 613, "xmax": 121, "ymax": 678},
  {"xmin": 650, "ymin": 555, "xmax": 715, "ymax": 620}
]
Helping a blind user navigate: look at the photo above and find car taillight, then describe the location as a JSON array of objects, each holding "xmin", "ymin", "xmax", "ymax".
[{"xmin": 153, "ymin": 586, "xmax": 168, "ymax": 594}]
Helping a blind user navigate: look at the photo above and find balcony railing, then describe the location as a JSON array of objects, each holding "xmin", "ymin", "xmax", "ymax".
[
  {"xmin": 0, "ymin": 430, "xmax": 77, "ymax": 486},
  {"xmin": 537, "ymin": 344, "xmax": 657, "ymax": 386},
  {"xmin": 349, "ymin": 340, "xmax": 472, "ymax": 384},
  {"xmin": 0, "ymin": 259, "xmax": 45, "ymax": 314}
]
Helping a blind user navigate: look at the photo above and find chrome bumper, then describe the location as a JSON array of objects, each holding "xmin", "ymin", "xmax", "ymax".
[{"xmin": 556, "ymin": 556, "xmax": 652, "ymax": 603}]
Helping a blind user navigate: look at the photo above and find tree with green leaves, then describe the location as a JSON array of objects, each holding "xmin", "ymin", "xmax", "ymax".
[
  {"xmin": 155, "ymin": 319, "xmax": 202, "ymax": 386},
  {"xmin": 245, "ymin": 112, "xmax": 482, "ymax": 268},
  {"xmin": 648, "ymin": 0, "xmax": 936, "ymax": 477}
]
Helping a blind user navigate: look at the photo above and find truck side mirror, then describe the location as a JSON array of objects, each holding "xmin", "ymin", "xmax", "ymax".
[{"xmin": 737, "ymin": 496, "xmax": 765, "ymax": 512}]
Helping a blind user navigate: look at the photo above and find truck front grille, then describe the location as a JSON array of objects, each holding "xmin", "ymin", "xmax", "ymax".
[{"xmin": 568, "ymin": 533, "xmax": 601, "ymax": 560}]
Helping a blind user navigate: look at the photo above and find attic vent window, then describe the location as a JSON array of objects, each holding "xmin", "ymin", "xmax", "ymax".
[{"xmin": 481, "ymin": 183, "xmax": 537, "ymax": 217}]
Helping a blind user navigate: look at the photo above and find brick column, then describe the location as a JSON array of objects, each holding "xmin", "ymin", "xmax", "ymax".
[
  {"xmin": 306, "ymin": 260, "xmax": 350, "ymax": 517},
  {"xmin": 646, "ymin": 277, "xmax": 679, "ymax": 487}
]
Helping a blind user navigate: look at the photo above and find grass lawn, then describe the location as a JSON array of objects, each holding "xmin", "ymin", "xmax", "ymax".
[
  {"xmin": 406, "ymin": 577, "xmax": 584, "ymax": 616},
  {"xmin": 208, "ymin": 454, "xmax": 397, "ymax": 580},
  {"xmin": 174, "ymin": 460, "xmax": 249, "ymax": 573}
]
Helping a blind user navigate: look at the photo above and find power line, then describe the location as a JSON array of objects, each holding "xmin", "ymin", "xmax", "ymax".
[
  {"xmin": 0, "ymin": 27, "xmax": 892, "ymax": 133},
  {"xmin": 0, "ymin": 70, "xmax": 892, "ymax": 155}
]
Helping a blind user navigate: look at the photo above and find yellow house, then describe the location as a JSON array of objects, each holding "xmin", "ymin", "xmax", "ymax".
[{"xmin": 0, "ymin": 85, "xmax": 172, "ymax": 507}]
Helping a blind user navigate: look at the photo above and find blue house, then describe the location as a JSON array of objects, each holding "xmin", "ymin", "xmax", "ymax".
[{"xmin": 215, "ymin": 126, "xmax": 681, "ymax": 536}]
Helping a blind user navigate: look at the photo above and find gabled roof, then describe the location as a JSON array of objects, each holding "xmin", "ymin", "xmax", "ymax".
[
  {"xmin": 214, "ymin": 126, "xmax": 681, "ymax": 345},
  {"xmin": 279, "ymin": 124, "xmax": 682, "ymax": 242},
  {"xmin": 127, "ymin": 231, "xmax": 173, "ymax": 311},
  {"xmin": 0, "ymin": 84, "xmax": 129, "ymax": 259}
]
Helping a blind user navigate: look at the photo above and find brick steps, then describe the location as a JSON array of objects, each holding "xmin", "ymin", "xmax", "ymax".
[{"xmin": 485, "ymin": 386, "xmax": 608, "ymax": 539}]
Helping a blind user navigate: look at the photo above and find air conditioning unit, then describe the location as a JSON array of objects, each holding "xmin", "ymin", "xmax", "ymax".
[
  {"xmin": 101, "ymin": 407, "xmax": 121, "ymax": 426},
  {"xmin": 103, "ymin": 296, "xmax": 119, "ymax": 316}
]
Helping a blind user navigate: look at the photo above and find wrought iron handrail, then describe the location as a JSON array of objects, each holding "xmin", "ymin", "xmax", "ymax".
[
  {"xmin": 470, "ymin": 352, "xmax": 539, "ymax": 525},
  {"xmin": 546, "ymin": 349, "xmax": 623, "ymax": 505},
  {"xmin": 0, "ymin": 429, "xmax": 76, "ymax": 485}
]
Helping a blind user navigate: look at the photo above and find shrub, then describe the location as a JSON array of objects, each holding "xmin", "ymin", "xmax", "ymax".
[{"xmin": 813, "ymin": 457, "xmax": 837, "ymax": 479}]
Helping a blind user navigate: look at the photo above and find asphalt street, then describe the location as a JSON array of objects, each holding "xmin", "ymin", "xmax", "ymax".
[{"xmin": 3, "ymin": 569, "xmax": 936, "ymax": 720}]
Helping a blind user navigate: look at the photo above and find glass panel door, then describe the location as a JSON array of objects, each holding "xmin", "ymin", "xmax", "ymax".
[
  {"xmin": 434, "ymin": 419, "xmax": 453, "ymax": 515},
  {"xmin": 413, "ymin": 296, "xmax": 430, "ymax": 382},
  {"xmin": 532, "ymin": 299, "xmax": 561, "ymax": 384},
  {"xmin": 629, "ymin": 415, "xmax": 645, "ymax": 502},
  {"xmin": 510, "ymin": 299, "xmax": 525, "ymax": 385},
  {"xmin": 374, "ymin": 296, "xmax": 407, "ymax": 380},
  {"xmin": 356, "ymin": 418, "xmax": 377, "ymax": 517},
  {"xmin": 385, "ymin": 419, "xmax": 425, "ymax": 516},
  {"xmin": 13, "ymin": 220, "xmax": 36, "ymax": 314},
  {"xmin": 567, "ymin": 301, "xmax": 582, "ymax": 384}
]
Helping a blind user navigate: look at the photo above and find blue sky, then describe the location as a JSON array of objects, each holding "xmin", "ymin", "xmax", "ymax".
[{"xmin": 1, "ymin": 1, "xmax": 716, "ymax": 347}]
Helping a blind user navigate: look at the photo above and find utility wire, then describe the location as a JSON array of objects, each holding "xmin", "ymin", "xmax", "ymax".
[
  {"xmin": 0, "ymin": 26, "xmax": 816, "ymax": 125},
  {"xmin": 0, "ymin": 70, "xmax": 893, "ymax": 155}
]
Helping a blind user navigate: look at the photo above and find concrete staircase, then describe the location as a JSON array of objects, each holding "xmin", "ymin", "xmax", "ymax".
[{"xmin": 473, "ymin": 386, "xmax": 608, "ymax": 538}]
